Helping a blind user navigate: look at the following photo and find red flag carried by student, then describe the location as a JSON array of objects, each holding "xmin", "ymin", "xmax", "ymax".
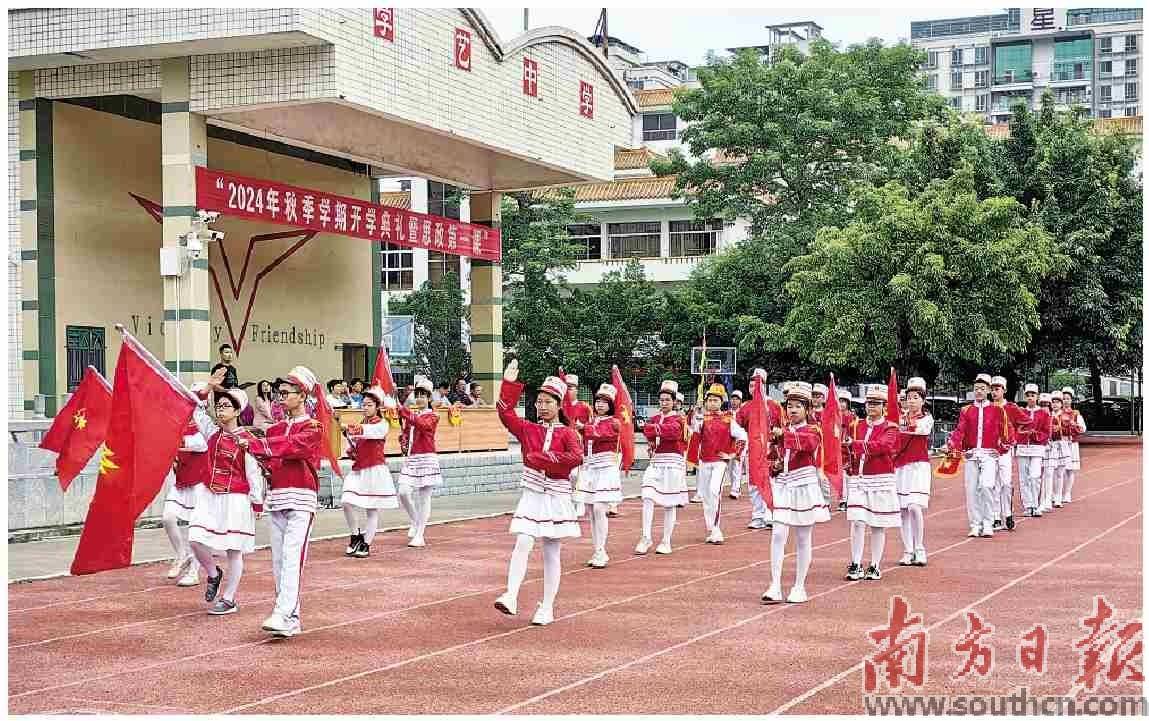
[
  {"xmin": 611, "ymin": 365, "xmax": 636, "ymax": 472},
  {"xmin": 747, "ymin": 373, "xmax": 773, "ymax": 510},
  {"xmin": 821, "ymin": 374, "xmax": 844, "ymax": 499},
  {"xmin": 71, "ymin": 330, "xmax": 197, "ymax": 575},
  {"xmin": 886, "ymin": 366, "xmax": 900, "ymax": 425},
  {"xmin": 40, "ymin": 367, "xmax": 113, "ymax": 491},
  {"xmin": 370, "ymin": 345, "xmax": 397, "ymax": 397}
]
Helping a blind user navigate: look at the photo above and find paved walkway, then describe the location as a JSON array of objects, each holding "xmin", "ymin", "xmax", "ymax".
[{"xmin": 8, "ymin": 475, "xmax": 650, "ymax": 582}]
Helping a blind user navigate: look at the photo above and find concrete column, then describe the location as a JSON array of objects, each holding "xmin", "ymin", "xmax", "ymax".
[
  {"xmin": 599, "ymin": 220, "xmax": 610, "ymax": 260},
  {"xmin": 458, "ymin": 193, "xmax": 472, "ymax": 343},
  {"xmin": 659, "ymin": 217, "xmax": 671, "ymax": 258},
  {"xmin": 468, "ymin": 191, "xmax": 503, "ymax": 400},
  {"xmin": 160, "ymin": 57, "xmax": 212, "ymax": 383},
  {"xmin": 409, "ymin": 178, "xmax": 430, "ymax": 289}
]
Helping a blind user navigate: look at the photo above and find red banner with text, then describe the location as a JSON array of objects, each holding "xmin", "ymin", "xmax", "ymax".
[{"xmin": 195, "ymin": 167, "xmax": 501, "ymax": 262}]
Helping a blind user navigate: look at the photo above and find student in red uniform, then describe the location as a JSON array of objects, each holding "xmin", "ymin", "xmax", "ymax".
[
  {"xmin": 637, "ymin": 380, "xmax": 688, "ymax": 555},
  {"xmin": 494, "ymin": 361, "xmax": 583, "ymax": 626},
  {"xmin": 1048, "ymin": 392, "xmax": 1077, "ymax": 508},
  {"xmin": 341, "ymin": 385, "xmax": 399, "ymax": 558},
  {"xmin": 560, "ymin": 374, "xmax": 592, "ymax": 517},
  {"xmin": 162, "ymin": 381, "xmax": 211, "ymax": 587},
  {"xmin": 945, "ymin": 373, "xmax": 1007, "ymax": 539},
  {"xmin": 809, "ymin": 382, "xmax": 833, "ymax": 509},
  {"xmin": 761, "ymin": 381, "xmax": 829, "ymax": 604},
  {"xmin": 845, "ymin": 384, "xmax": 901, "ymax": 581},
  {"xmin": 689, "ymin": 383, "xmax": 747, "ymax": 544},
  {"xmin": 396, "ymin": 376, "xmax": 442, "ymax": 548},
  {"xmin": 990, "ymin": 375, "xmax": 1030, "ymax": 531},
  {"xmin": 837, "ymin": 388, "xmax": 857, "ymax": 512},
  {"xmin": 1016, "ymin": 383, "xmax": 1052, "ymax": 517},
  {"xmin": 1037, "ymin": 392, "xmax": 1060, "ymax": 514},
  {"xmin": 245, "ymin": 366, "xmax": 324, "ymax": 638},
  {"xmin": 573, "ymin": 383, "xmax": 622, "ymax": 568},
  {"xmin": 1059, "ymin": 387, "xmax": 1087, "ymax": 503},
  {"xmin": 187, "ymin": 387, "xmax": 265, "ymax": 615},
  {"xmin": 895, "ymin": 377, "xmax": 933, "ymax": 567}
]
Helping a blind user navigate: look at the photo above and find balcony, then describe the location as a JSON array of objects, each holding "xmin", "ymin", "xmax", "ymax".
[
  {"xmin": 993, "ymin": 71, "xmax": 1034, "ymax": 90},
  {"xmin": 564, "ymin": 256, "xmax": 707, "ymax": 286}
]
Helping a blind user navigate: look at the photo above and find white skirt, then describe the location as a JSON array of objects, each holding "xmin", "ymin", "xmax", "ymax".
[
  {"xmin": 641, "ymin": 453, "xmax": 689, "ymax": 508},
  {"xmin": 341, "ymin": 463, "xmax": 399, "ymax": 510},
  {"xmin": 509, "ymin": 487, "xmax": 581, "ymax": 539},
  {"xmin": 573, "ymin": 452, "xmax": 623, "ymax": 505},
  {"xmin": 770, "ymin": 466, "xmax": 831, "ymax": 527},
  {"xmin": 164, "ymin": 479, "xmax": 197, "ymax": 522},
  {"xmin": 1046, "ymin": 440, "xmax": 1070, "ymax": 468},
  {"xmin": 846, "ymin": 473, "xmax": 902, "ymax": 528},
  {"xmin": 186, "ymin": 485, "xmax": 256, "ymax": 553},
  {"xmin": 1066, "ymin": 441, "xmax": 1081, "ymax": 471},
  {"xmin": 895, "ymin": 462, "xmax": 932, "ymax": 509},
  {"xmin": 398, "ymin": 453, "xmax": 443, "ymax": 489}
]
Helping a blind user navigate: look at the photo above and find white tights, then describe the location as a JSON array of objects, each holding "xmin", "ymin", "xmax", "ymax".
[
  {"xmin": 161, "ymin": 507, "xmax": 189, "ymax": 560},
  {"xmin": 851, "ymin": 521, "xmax": 887, "ymax": 568},
  {"xmin": 898, "ymin": 505, "xmax": 925, "ymax": 554},
  {"xmin": 590, "ymin": 503, "xmax": 610, "ymax": 553},
  {"xmin": 342, "ymin": 504, "xmax": 380, "ymax": 544},
  {"xmin": 504, "ymin": 534, "xmax": 562, "ymax": 610},
  {"xmin": 640, "ymin": 499, "xmax": 677, "ymax": 544},
  {"xmin": 1063, "ymin": 469, "xmax": 1077, "ymax": 501},
  {"xmin": 769, "ymin": 523, "xmax": 813, "ymax": 591},
  {"xmin": 399, "ymin": 485, "xmax": 434, "ymax": 538}
]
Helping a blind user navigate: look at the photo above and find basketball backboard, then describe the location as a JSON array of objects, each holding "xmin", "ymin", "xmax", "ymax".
[
  {"xmin": 690, "ymin": 347, "xmax": 737, "ymax": 376},
  {"xmin": 382, "ymin": 315, "xmax": 414, "ymax": 357}
]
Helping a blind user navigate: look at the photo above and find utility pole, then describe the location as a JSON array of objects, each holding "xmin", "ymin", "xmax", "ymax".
[{"xmin": 523, "ymin": 9, "xmax": 528, "ymax": 32}]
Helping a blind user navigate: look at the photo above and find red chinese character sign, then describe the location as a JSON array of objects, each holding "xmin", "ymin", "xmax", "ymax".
[
  {"xmin": 195, "ymin": 167, "xmax": 501, "ymax": 262},
  {"xmin": 579, "ymin": 80, "xmax": 595, "ymax": 119},
  {"xmin": 455, "ymin": 28, "xmax": 472, "ymax": 71},
  {"xmin": 373, "ymin": 9, "xmax": 394, "ymax": 41},
  {"xmin": 523, "ymin": 58, "xmax": 539, "ymax": 97}
]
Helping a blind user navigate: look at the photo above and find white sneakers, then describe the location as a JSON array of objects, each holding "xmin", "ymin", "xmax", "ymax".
[
  {"xmin": 705, "ymin": 529, "xmax": 725, "ymax": 545},
  {"xmin": 981, "ymin": 522, "xmax": 994, "ymax": 538},
  {"xmin": 408, "ymin": 535, "xmax": 426, "ymax": 548},
  {"xmin": 530, "ymin": 604, "xmax": 555, "ymax": 626},
  {"xmin": 761, "ymin": 584, "xmax": 784, "ymax": 603},
  {"xmin": 899, "ymin": 552, "xmax": 916, "ymax": 566},
  {"xmin": 261, "ymin": 614, "xmax": 301, "ymax": 638},
  {"xmin": 786, "ymin": 586, "xmax": 808, "ymax": 604},
  {"xmin": 495, "ymin": 594, "xmax": 554, "ymax": 626},
  {"xmin": 655, "ymin": 542, "xmax": 673, "ymax": 555},
  {"xmin": 493, "ymin": 593, "xmax": 518, "ymax": 616},
  {"xmin": 588, "ymin": 550, "xmax": 609, "ymax": 568},
  {"xmin": 176, "ymin": 565, "xmax": 200, "ymax": 587},
  {"xmin": 407, "ymin": 526, "xmax": 416, "ymax": 539},
  {"xmin": 968, "ymin": 525, "xmax": 980, "ymax": 538},
  {"xmin": 167, "ymin": 555, "xmax": 192, "ymax": 580},
  {"xmin": 634, "ymin": 537, "xmax": 653, "ymax": 555}
]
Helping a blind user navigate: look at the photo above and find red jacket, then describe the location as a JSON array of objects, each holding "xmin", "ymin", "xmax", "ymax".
[
  {"xmin": 398, "ymin": 406, "xmax": 438, "ymax": 455},
  {"xmin": 692, "ymin": 410, "xmax": 746, "ymax": 463},
  {"xmin": 768, "ymin": 422, "xmax": 822, "ymax": 472},
  {"xmin": 498, "ymin": 381, "xmax": 584, "ymax": 480},
  {"xmin": 251, "ymin": 416, "xmax": 323, "ymax": 493},
  {"xmin": 205, "ymin": 428, "xmax": 263, "ymax": 511},
  {"xmin": 643, "ymin": 411, "xmax": 687, "ymax": 455},
  {"xmin": 347, "ymin": 415, "xmax": 389, "ymax": 471},
  {"xmin": 564, "ymin": 399, "xmax": 592, "ymax": 429},
  {"xmin": 1001, "ymin": 401, "xmax": 1032, "ymax": 447},
  {"xmin": 895, "ymin": 413, "xmax": 934, "ymax": 468},
  {"xmin": 174, "ymin": 418, "xmax": 209, "ymax": 489},
  {"xmin": 1015, "ymin": 406, "xmax": 1052, "ymax": 446},
  {"xmin": 849, "ymin": 418, "xmax": 900, "ymax": 476},
  {"xmin": 948, "ymin": 401, "xmax": 1009, "ymax": 454},
  {"xmin": 581, "ymin": 415, "xmax": 620, "ymax": 455}
]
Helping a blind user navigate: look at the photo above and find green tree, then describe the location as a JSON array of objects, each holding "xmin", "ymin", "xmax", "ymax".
[
  {"xmin": 781, "ymin": 170, "xmax": 1056, "ymax": 381},
  {"xmin": 388, "ymin": 272, "xmax": 470, "ymax": 385}
]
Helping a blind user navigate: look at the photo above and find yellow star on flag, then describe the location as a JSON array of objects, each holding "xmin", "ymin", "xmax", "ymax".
[
  {"xmin": 98, "ymin": 447, "xmax": 120, "ymax": 475},
  {"xmin": 73, "ymin": 409, "xmax": 88, "ymax": 430}
]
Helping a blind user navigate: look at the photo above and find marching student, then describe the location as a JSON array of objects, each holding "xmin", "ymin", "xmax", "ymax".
[
  {"xmin": 573, "ymin": 383, "xmax": 623, "ymax": 568},
  {"xmin": 761, "ymin": 381, "xmax": 829, "ymax": 604},
  {"xmin": 809, "ymin": 382, "xmax": 834, "ymax": 510},
  {"xmin": 844, "ymin": 384, "xmax": 901, "ymax": 581},
  {"xmin": 1041, "ymin": 392, "xmax": 1068, "ymax": 512},
  {"xmin": 895, "ymin": 378, "xmax": 933, "ymax": 567},
  {"xmin": 1059, "ymin": 387, "xmax": 1087, "ymax": 503},
  {"xmin": 187, "ymin": 386, "xmax": 265, "ymax": 615},
  {"xmin": 162, "ymin": 381, "xmax": 211, "ymax": 588},
  {"xmin": 990, "ymin": 376, "xmax": 1029, "ymax": 531},
  {"xmin": 1047, "ymin": 391, "xmax": 1076, "ymax": 508},
  {"xmin": 560, "ymin": 373, "xmax": 592, "ymax": 517},
  {"xmin": 1016, "ymin": 384, "xmax": 1052, "ymax": 517},
  {"xmin": 636, "ymin": 380, "xmax": 689, "ymax": 555},
  {"xmin": 736, "ymin": 368, "xmax": 781, "ymax": 530},
  {"xmin": 396, "ymin": 375, "xmax": 443, "ymax": 548},
  {"xmin": 725, "ymin": 390, "xmax": 746, "ymax": 500},
  {"xmin": 341, "ymin": 385, "xmax": 399, "ymax": 558},
  {"xmin": 945, "ymin": 373, "xmax": 1006, "ymax": 538},
  {"xmin": 690, "ymin": 383, "xmax": 748, "ymax": 544},
  {"xmin": 245, "ymin": 366, "xmax": 325, "ymax": 638},
  {"xmin": 837, "ymin": 388, "xmax": 857, "ymax": 512},
  {"xmin": 493, "ymin": 361, "xmax": 583, "ymax": 626}
]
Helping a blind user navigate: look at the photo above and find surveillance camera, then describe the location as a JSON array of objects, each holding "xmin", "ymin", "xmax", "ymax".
[{"xmin": 195, "ymin": 210, "xmax": 221, "ymax": 224}]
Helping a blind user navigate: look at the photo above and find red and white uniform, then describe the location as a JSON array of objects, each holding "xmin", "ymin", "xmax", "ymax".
[
  {"xmin": 846, "ymin": 418, "xmax": 901, "ymax": 528},
  {"xmin": 397, "ymin": 405, "xmax": 443, "ymax": 489},
  {"xmin": 948, "ymin": 400, "xmax": 1006, "ymax": 530},
  {"xmin": 163, "ymin": 413, "xmax": 210, "ymax": 521},
  {"xmin": 641, "ymin": 411, "xmax": 688, "ymax": 508},
  {"xmin": 895, "ymin": 412, "xmax": 934, "ymax": 509},
  {"xmin": 1062, "ymin": 408, "xmax": 1086, "ymax": 471},
  {"xmin": 342, "ymin": 416, "xmax": 398, "ymax": 510},
  {"xmin": 187, "ymin": 426, "xmax": 264, "ymax": 553},
  {"xmin": 498, "ymin": 381, "xmax": 584, "ymax": 538},
  {"xmin": 993, "ymin": 400, "xmax": 1032, "ymax": 521},
  {"xmin": 690, "ymin": 409, "xmax": 748, "ymax": 535},
  {"xmin": 573, "ymin": 415, "xmax": 622, "ymax": 506},
  {"xmin": 769, "ymin": 422, "xmax": 830, "ymax": 527},
  {"xmin": 1015, "ymin": 404, "xmax": 1051, "ymax": 510}
]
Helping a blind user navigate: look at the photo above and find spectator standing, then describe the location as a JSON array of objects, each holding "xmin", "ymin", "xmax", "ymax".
[
  {"xmin": 252, "ymin": 380, "xmax": 278, "ymax": 430},
  {"xmin": 210, "ymin": 344, "xmax": 240, "ymax": 389}
]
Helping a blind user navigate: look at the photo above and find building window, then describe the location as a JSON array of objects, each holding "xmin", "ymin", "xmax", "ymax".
[
  {"xmin": 608, "ymin": 222, "xmax": 661, "ymax": 259},
  {"xmin": 341, "ymin": 344, "xmax": 368, "ymax": 386},
  {"xmin": 924, "ymin": 73, "xmax": 938, "ymax": 91},
  {"xmin": 627, "ymin": 79, "xmax": 644, "ymax": 90},
  {"xmin": 381, "ymin": 244, "xmax": 414, "ymax": 291},
  {"xmin": 427, "ymin": 181, "xmax": 461, "ymax": 220},
  {"xmin": 1127, "ymin": 59, "xmax": 1138, "ymax": 77},
  {"xmin": 1068, "ymin": 8, "xmax": 1143, "ymax": 26},
  {"xmin": 428, "ymin": 251, "xmax": 461, "ymax": 288},
  {"xmin": 1126, "ymin": 35, "xmax": 1138, "ymax": 53},
  {"xmin": 1126, "ymin": 82, "xmax": 1138, "ymax": 101},
  {"xmin": 1100, "ymin": 37, "xmax": 1113, "ymax": 54},
  {"xmin": 950, "ymin": 71, "xmax": 963, "ymax": 90},
  {"xmin": 1099, "ymin": 108, "xmax": 1113, "ymax": 119},
  {"xmin": 995, "ymin": 42, "xmax": 1033, "ymax": 85},
  {"xmin": 1100, "ymin": 60, "xmax": 1113, "ymax": 78},
  {"xmin": 975, "ymin": 46, "xmax": 990, "ymax": 65},
  {"xmin": 950, "ymin": 96, "xmax": 962, "ymax": 110},
  {"xmin": 1125, "ymin": 105, "xmax": 1139, "ymax": 117},
  {"xmin": 925, "ymin": 51, "xmax": 939, "ymax": 69},
  {"xmin": 566, "ymin": 223, "xmax": 602, "ymax": 260},
  {"xmin": 669, "ymin": 219, "xmax": 722, "ymax": 257},
  {"xmin": 1101, "ymin": 85, "xmax": 1113, "ymax": 102},
  {"xmin": 976, "ymin": 94, "xmax": 988, "ymax": 112},
  {"xmin": 642, "ymin": 113, "xmax": 677, "ymax": 141},
  {"xmin": 65, "ymin": 326, "xmax": 106, "ymax": 393},
  {"xmin": 951, "ymin": 48, "xmax": 963, "ymax": 67},
  {"xmin": 1053, "ymin": 38, "xmax": 1094, "ymax": 81},
  {"xmin": 975, "ymin": 70, "xmax": 989, "ymax": 88}
]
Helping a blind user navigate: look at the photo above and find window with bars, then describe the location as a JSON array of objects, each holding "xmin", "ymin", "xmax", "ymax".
[
  {"xmin": 950, "ymin": 48, "xmax": 963, "ymax": 67},
  {"xmin": 381, "ymin": 243, "xmax": 414, "ymax": 291},
  {"xmin": 566, "ymin": 223, "xmax": 603, "ymax": 260},
  {"xmin": 950, "ymin": 71, "xmax": 963, "ymax": 90},
  {"xmin": 1101, "ymin": 85, "xmax": 1113, "ymax": 102},
  {"xmin": 975, "ymin": 70, "xmax": 989, "ymax": 87},
  {"xmin": 1100, "ymin": 37, "xmax": 1113, "ymax": 54},
  {"xmin": 642, "ymin": 113, "xmax": 677, "ymax": 141},
  {"xmin": 428, "ymin": 251, "xmax": 461, "ymax": 288},
  {"xmin": 1099, "ymin": 108, "xmax": 1113, "ymax": 119},
  {"xmin": 1127, "ymin": 82, "xmax": 1139, "ymax": 101},
  {"xmin": 427, "ymin": 180, "xmax": 461, "ymax": 220},
  {"xmin": 925, "ymin": 51, "xmax": 939, "ymax": 70},
  {"xmin": 669, "ymin": 219, "xmax": 722, "ymax": 257},
  {"xmin": 608, "ymin": 222, "xmax": 661, "ymax": 259},
  {"xmin": 950, "ymin": 96, "xmax": 962, "ymax": 109},
  {"xmin": 975, "ymin": 46, "xmax": 990, "ymax": 65},
  {"xmin": 1100, "ymin": 60, "xmax": 1113, "ymax": 77},
  {"xmin": 976, "ymin": 94, "xmax": 988, "ymax": 112},
  {"xmin": 66, "ymin": 326, "xmax": 105, "ymax": 392},
  {"xmin": 924, "ymin": 74, "xmax": 938, "ymax": 91},
  {"xmin": 1127, "ymin": 59, "xmax": 1138, "ymax": 77},
  {"xmin": 1126, "ymin": 35, "xmax": 1138, "ymax": 53},
  {"xmin": 1125, "ymin": 105, "xmax": 1139, "ymax": 117}
]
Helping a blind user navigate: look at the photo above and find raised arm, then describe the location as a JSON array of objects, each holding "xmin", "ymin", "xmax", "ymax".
[
  {"xmin": 496, "ymin": 361, "xmax": 527, "ymax": 439},
  {"xmin": 251, "ymin": 421, "xmax": 322, "ymax": 460}
]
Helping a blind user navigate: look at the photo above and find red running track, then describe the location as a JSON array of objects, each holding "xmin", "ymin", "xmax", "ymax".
[{"xmin": 8, "ymin": 446, "xmax": 1141, "ymax": 714}]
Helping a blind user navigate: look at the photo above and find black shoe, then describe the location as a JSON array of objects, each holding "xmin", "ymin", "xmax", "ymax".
[
  {"xmin": 346, "ymin": 532, "xmax": 363, "ymax": 557},
  {"xmin": 864, "ymin": 564, "xmax": 882, "ymax": 581},
  {"xmin": 838, "ymin": 501, "xmax": 847, "ymax": 512},
  {"xmin": 993, "ymin": 519, "xmax": 1004, "ymax": 530},
  {"xmin": 205, "ymin": 566, "xmax": 224, "ymax": 602},
  {"xmin": 846, "ymin": 562, "xmax": 864, "ymax": 581},
  {"xmin": 1005, "ymin": 515, "xmax": 1016, "ymax": 531},
  {"xmin": 353, "ymin": 538, "xmax": 370, "ymax": 558}
]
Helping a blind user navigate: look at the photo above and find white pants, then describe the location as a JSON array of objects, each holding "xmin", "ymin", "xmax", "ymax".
[
  {"xmin": 748, "ymin": 481, "xmax": 772, "ymax": 522},
  {"xmin": 268, "ymin": 509, "xmax": 314, "ymax": 621},
  {"xmin": 994, "ymin": 450, "xmax": 1014, "ymax": 521},
  {"xmin": 1040, "ymin": 460, "xmax": 1060, "ymax": 511},
  {"xmin": 964, "ymin": 452, "xmax": 997, "ymax": 529},
  {"xmin": 725, "ymin": 457, "xmax": 744, "ymax": 496},
  {"xmin": 696, "ymin": 461, "xmax": 728, "ymax": 533},
  {"xmin": 1017, "ymin": 454, "xmax": 1043, "ymax": 510}
]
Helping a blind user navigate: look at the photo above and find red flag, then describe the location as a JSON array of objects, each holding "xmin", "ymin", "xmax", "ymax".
[
  {"xmin": 747, "ymin": 375, "xmax": 773, "ymax": 510},
  {"xmin": 40, "ymin": 367, "xmax": 112, "ymax": 491},
  {"xmin": 821, "ymin": 374, "xmax": 844, "ymax": 499},
  {"xmin": 887, "ymin": 366, "xmax": 900, "ymax": 425},
  {"xmin": 371, "ymin": 345, "xmax": 397, "ymax": 396},
  {"xmin": 71, "ymin": 331, "xmax": 197, "ymax": 575},
  {"xmin": 610, "ymin": 365, "xmax": 636, "ymax": 472},
  {"xmin": 312, "ymin": 387, "xmax": 344, "ymax": 479}
]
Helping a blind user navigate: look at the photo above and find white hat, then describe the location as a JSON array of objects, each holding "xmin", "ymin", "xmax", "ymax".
[
  {"xmin": 974, "ymin": 373, "xmax": 992, "ymax": 386},
  {"xmin": 413, "ymin": 375, "xmax": 434, "ymax": 394},
  {"xmin": 812, "ymin": 383, "xmax": 828, "ymax": 396},
  {"xmin": 595, "ymin": 383, "xmax": 618, "ymax": 403},
  {"xmin": 1038, "ymin": 392, "xmax": 1051, "ymax": 404},
  {"xmin": 991, "ymin": 375, "xmax": 1007, "ymax": 388},
  {"xmin": 1050, "ymin": 391, "xmax": 1064, "ymax": 401},
  {"xmin": 752, "ymin": 367, "xmax": 767, "ymax": 381},
  {"xmin": 1024, "ymin": 383, "xmax": 1040, "ymax": 394},
  {"xmin": 1061, "ymin": 386, "xmax": 1075, "ymax": 397},
  {"xmin": 907, "ymin": 377, "xmax": 927, "ymax": 394},
  {"xmin": 214, "ymin": 387, "xmax": 248, "ymax": 414},
  {"xmin": 539, "ymin": 376, "xmax": 568, "ymax": 401},
  {"xmin": 660, "ymin": 379, "xmax": 679, "ymax": 395},
  {"xmin": 865, "ymin": 384, "xmax": 888, "ymax": 402},
  {"xmin": 785, "ymin": 381, "xmax": 813, "ymax": 402},
  {"xmin": 731, "ymin": 390, "xmax": 744, "ymax": 400},
  {"xmin": 286, "ymin": 366, "xmax": 319, "ymax": 395},
  {"xmin": 837, "ymin": 388, "xmax": 853, "ymax": 401},
  {"xmin": 675, "ymin": 391, "xmax": 684, "ymax": 403},
  {"xmin": 564, "ymin": 374, "xmax": 579, "ymax": 387},
  {"xmin": 362, "ymin": 385, "xmax": 393, "ymax": 407}
]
